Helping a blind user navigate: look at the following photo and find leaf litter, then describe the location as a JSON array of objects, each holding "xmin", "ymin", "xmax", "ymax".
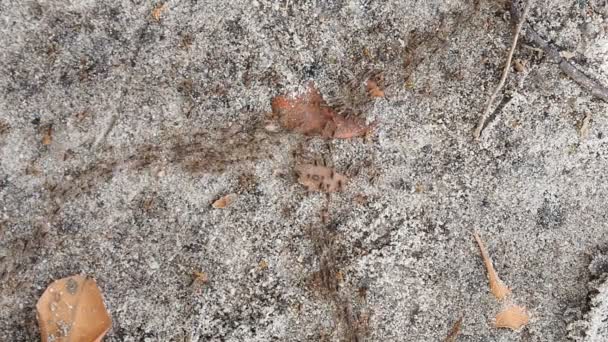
[
  {"xmin": 271, "ymin": 82, "xmax": 373, "ymax": 139},
  {"xmin": 212, "ymin": 193, "xmax": 237, "ymax": 209},
  {"xmin": 494, "ymin": 305, "xmax": 530, "ymax": 331},
  {"xmin": 366, "ymin": 79, "xmax": 385, "ymax": 98},
  {"xmin": 472, "ymin": 232, "xmax": 530, "ymax": 333},
  {"xmin": 295, "ymin": 163, "xmax": 347, "ymax": 193},
  {"xmin": 37, "ymin": 275, "xmax": 111, "ymax": 342}
]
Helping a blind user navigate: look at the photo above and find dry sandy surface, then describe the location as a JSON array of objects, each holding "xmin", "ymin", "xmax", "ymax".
[{"xmin": 1, "ymin": 0, "xmax": 608, "ymax": 341}]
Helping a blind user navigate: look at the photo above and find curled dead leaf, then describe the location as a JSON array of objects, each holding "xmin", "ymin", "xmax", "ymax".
[
  {"xmin": 295, "ymin": 163, "xmax": 346, "ymax": 193},
  {"xmin": 473, "ymin": 232, "xmax": 511, "ymax": 300},
  {"xmin": 366, "ymin": 79, "xmax": 385, "ymax": 98},
  {"xmin": 271, "ymin": 83, "xmax": 372, "ymax": 139},
  {"xmin": 212, "ymin": 193, "xmax": 236, "ymax": 209},
  {"xmin": 37, "ymin": 275, "xmax": 111, "ymax": 342},
  {"xmin": 494, "ymin": 305, "xmax": 529, "ymax": 331}
]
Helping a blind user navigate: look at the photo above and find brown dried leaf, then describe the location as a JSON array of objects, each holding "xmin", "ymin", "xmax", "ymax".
[
  {"xmin": 332, "ymin": 112, "xmax": 373, "ymax": 139},
  {"xmin": 151, "ymin": 3, "xmax": 166, "ymax": 21},
  {"xmin": 41, "ymin": 125, "xmax": 53, "ymax": 146},
  {"xmin": 353, "ymin": 194, "xmax": 368, "ymax": 205},
  {"xmin": 513, "ymin": 59, "xmax": 526, "ymax": 73},
  {"xmin": 295, "ymin": 164, "xmax": 346, "ymax": 193},
  {"xmin": 444, "ymin": 316, "xmax": 463, "ymax": 342},
  {"xmin": 494, "ymin": 305, "xmax": 529, "ymax": 331},
  {"xmin": 271, "ymin": 83, "xmax": 372, "ymax": 139},
  {"xmin": 473, "ymin": 232, "xmax": 511, "ymax": 300},
  {"xmin": 193, "ymin": 271, "xmax": 209, "ymax": 284},
  {"xmin": 366, "ymin": 80, "xmax": 385, "ymax": 98},
  {"xmin": 335, "ymin": 270, "xmax": 345, "ymax": 284},
  {"xmin": 212, "ymin": 193, "xmax": 236, "ymax": 209},
  {"xmin": 37, "ymin": 275, "xmax": 111, "ymax": 342},
  {"xmin": 271, "ymin": 85, "xmax": 329, "ymax": 136}
]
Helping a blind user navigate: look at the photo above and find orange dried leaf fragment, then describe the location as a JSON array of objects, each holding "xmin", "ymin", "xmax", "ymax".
[
  {"xmin": 212, "ymin": 193, "xmax": 236, "ymax": 209},
  {"xmin": 473, "ymin": 232, "xmax": 511, "ymax": 300},
  {"xmin": 295, "ymin": 164, "xmax": 346, "ymax": 193},
  {"xmin": 494, "ymin": 305, "xmax": 529, "ymax": 331},
  {"xmin": 37, "ymin": 275, "xmax": 111, "ymax": 342},
  {"xmin": 151, "ymin": 3, "xmax": 166, "ymax": 21},
  {"xmin": 271, "ymin": 83, "xmax": 372, "ymax": 139},
  {"xmin": 193, "ymin": 271, "xmax": 209, "ymax": 284},
  {"xmin": 366, "ymin": 80, "xmax": 385, "ymax": 98},
  {"xmin": 41, "ymin": 125, "xmax": 53, "ymax": 146}
]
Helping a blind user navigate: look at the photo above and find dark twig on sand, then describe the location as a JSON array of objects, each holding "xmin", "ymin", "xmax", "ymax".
[
  {"xmin": 522, "ymin": 27, "xmax": 608, "ymax": 102},
  {"xmin": 512, "ymin": 0, "xmax": 608, "ymax": 103}
]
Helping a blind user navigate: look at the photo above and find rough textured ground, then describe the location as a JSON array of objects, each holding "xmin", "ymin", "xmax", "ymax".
[
  {"xmin": 1, "ymin": 0, "xmax": 608, "ymax": 341},
  {"xmin": 567, "ymin": 251, "xmax": 608, "ymax": 341}
]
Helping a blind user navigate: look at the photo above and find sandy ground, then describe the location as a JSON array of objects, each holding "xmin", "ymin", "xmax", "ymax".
[{"xmin": 1, "ymin": 0, "xmax": 608, "ymax": 341}]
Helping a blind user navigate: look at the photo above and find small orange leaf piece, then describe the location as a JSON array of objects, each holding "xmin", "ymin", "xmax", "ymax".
[
  {"xmin": 366, "ymin": 80, "xmax": 385, "ymax": 98},
  {"xmin": 37, "ymin": 275, "xmax": 111, "ymax": 342},
  {"xmin": 473, "ymin": 232, "xmax": 511, "ymax": 300},
  {"xmin": 295, "ymin": 164, "xmax": 346, "ymax": 193},
  {"xmin": 212, "ymin": 194, "xmax": 236, "ymax": 209},
  {"xmin": 193, "ymin": 271, "xmax": 209, "ymax": 284},
  {"xmin": 494, "ymin": 305, "xmax": 529, "ymax": 331},
  {"xmin": 271, "ymin": 83, "xmax": 372, "ymax": 139},
  {"xmin": 151, "ymin": 3, "xmax": 166, "ymax": 21},
  {"xmin": 41, "ymin": 125, "xmax": 53, "ymax": 146}
]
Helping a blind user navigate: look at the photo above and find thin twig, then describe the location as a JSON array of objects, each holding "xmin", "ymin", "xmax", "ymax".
[
  {"xmin": 473, "ymin": 0, "xmax": 532, "ymax": 140},
  {"xmin": 93, "ymin": 114, "xmax": 118, "ymax": 149},
  {"xmin": 93, "ymin": 21, "xmax": 153, "ymax": 150},
  {"xmin": 473, "ymin": 232, "xmax": 511, "ymax": 300},
  {"xmin": 512, "ymin": 0, "xmax": 608, "ymax": 103},
  {"xmin": 523, "ymin": 26, "xmax": 608, "ymax": 102}
]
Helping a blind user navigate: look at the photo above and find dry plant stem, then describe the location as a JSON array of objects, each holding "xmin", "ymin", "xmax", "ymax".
[
  {"xmin": 473, "ymin": 232, "xmax": 511, "ymax": 300},
  {"xmin": 94, "ymin": 114, "xmax": 118, "ymax": 149},
  {"xmin": 473, "ymin": 0, "xmax": 532, "ymax": 140}
]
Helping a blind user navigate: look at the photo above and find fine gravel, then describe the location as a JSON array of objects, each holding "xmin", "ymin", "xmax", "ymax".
[{"xmin": 1, "ymin": 0, "xmax": 608, "ymax": 341}]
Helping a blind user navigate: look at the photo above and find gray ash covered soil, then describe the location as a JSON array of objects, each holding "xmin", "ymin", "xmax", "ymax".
[{"xmin": 1, "ymin": 0, "xmax": 608, "ymax": 341}]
